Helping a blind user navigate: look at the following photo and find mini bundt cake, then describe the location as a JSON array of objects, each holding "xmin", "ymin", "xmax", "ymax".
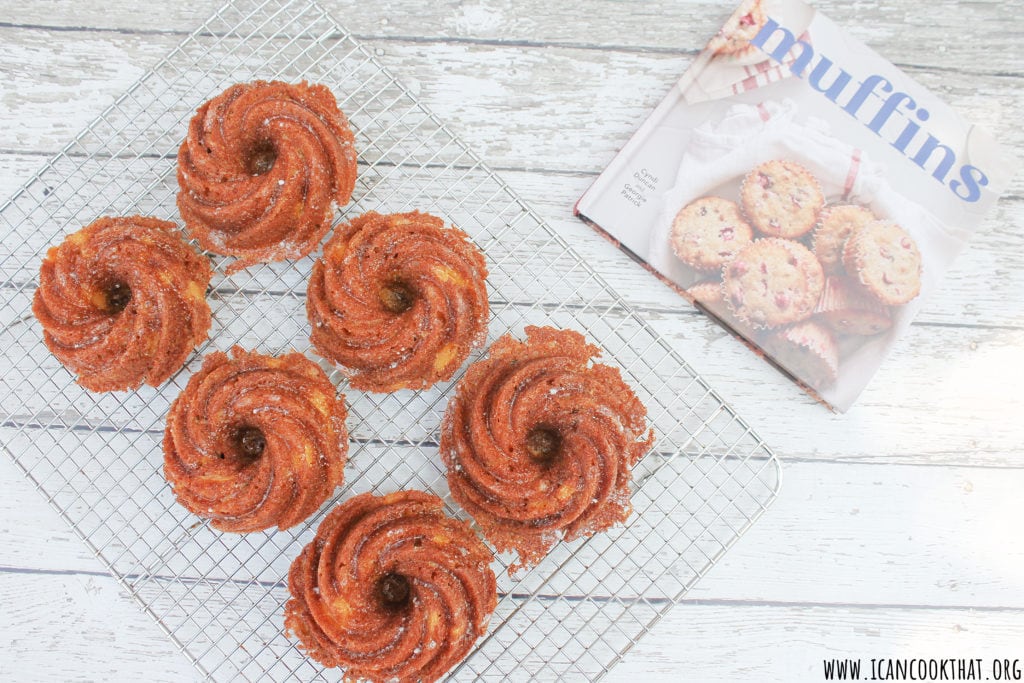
[
  {"xmin": 163, "ymin": 346, "xmax": 348, "ymax": 532},
  {"xmin": 33, "ymin": 215, "xmax": 212, "ymax": 392},
  {"xmin": 285, "ymin": 490, "xmax": 497, "ymax": 681},
  {"xmin": 440, "ymin": 326, "xmax": 654, "ymax": 572},
  {"xmin": 307, "ymin": 211, "xmax": 489, "ymax": 392},
  {"xmin": 177, "ymin": 80, "xmax": 358, "ymax": 272}
]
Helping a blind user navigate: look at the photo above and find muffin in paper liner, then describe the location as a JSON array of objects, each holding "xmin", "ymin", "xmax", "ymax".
[
  {"xmin": 815, "ymin": 275, "xmax": 893, "ymax": 336},
  {"xmin": 763, "ymin": 320, "xmax": 839, "ymax": 390},
  {"xmin": 842, "ymin": 219, "xmax": 923, "ymax": 306},
  {"xmin": 686, "ymin": 280, "xmax": 759, "ymax": 339},
  {"xmin": 812, "ymin": 204, "xmax": 877, "ymax": 275},
  {"xmin": 670, "ymin": 197, "xmax": 754, "ymax": 272},
  {"xmin": 739, "ymin": 159, "xmax": 825, "ymax": 239},
  {"xmin": 722, "ymin": 238, "xmax": 825, "ymax": 329}
]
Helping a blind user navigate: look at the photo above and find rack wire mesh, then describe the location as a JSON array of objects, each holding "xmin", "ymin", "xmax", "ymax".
[{"xmin": 0, "ymin": 0, "xmax": 781, "ymax": 679}]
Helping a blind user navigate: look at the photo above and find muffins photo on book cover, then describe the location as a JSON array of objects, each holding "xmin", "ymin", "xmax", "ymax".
[{"xmin": 575, "ymin": 0, "xmax": 1016, "ymax": 411}]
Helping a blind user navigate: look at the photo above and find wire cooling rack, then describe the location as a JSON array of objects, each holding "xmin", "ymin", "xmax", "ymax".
[{"xmin": 0, "ymin": 0, "xmax": 781, "ymax": 680}]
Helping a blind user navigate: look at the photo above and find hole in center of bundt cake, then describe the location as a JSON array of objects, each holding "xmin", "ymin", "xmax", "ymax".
[
  {"xmin": 379, "ymin": 280, "xmax": 416, "ymax": 314},
  {"xmin": 246, "ymin": 140, "xmax": 278, "ymax": 175},
  {"xmin": 376, "ymin": 573, "xmax": 411, "ymax": 610},
  {"xmin": 526, "ymin": 426, "xmax": 561, "ymax": 463},
  {"xmin": 104, "ymin": 281, "xmax": 131, "ymax": 313},
  {"xmin": 234, "ymin": 426, "xmax": 267, "ymax": 460}
]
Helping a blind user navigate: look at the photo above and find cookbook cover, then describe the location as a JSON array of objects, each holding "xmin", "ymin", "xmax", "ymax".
[{"xmin": 575, "ymin": 0, "xmax": 1017, "ymax": 411}]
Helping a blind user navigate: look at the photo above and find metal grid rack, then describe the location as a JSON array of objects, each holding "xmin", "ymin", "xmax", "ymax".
[{"xmin": 0, "ymin": 0, "xmax": 781, "ymax": 679}]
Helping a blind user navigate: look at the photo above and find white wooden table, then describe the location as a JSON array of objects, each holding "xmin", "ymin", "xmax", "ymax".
[{"xmin": 1, "ymin": 1, "xmax": 1022, "ymax": 680}]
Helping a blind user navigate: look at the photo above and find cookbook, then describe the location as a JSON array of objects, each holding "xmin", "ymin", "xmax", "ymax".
[{"xmin": 575, "ymin": 0, "xmax": 1017, "ymax": 411}]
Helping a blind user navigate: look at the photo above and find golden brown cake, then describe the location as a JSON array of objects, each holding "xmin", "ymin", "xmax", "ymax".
[
  {"xmin": 163, "ymin": 347, "xmax": 348, "ymax": 533},
  {"xmin": 32, "ymin": 215, "xmax": 212, "ymax": 392},
  {"xmin": 285, "ymin": 491, "xmax": 497, "ymax": 682},
  {"xmin": 307, "ymin": 211, "xmax": 489, "ymax": 392},
  {"xmin": 177, "ymin": 80, "xmax": 357, "ymax": 273},
  {"xmin": 440, "ymin": 326, "xmax": 655, "ymax": 573}
]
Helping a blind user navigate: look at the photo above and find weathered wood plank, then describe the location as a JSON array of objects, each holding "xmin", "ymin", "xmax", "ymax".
[
  {"xmin": 688, "ymin": 460, "xmax": 1024, "ymax": 610},
  {"xmin": 5, "ymin": 454, "xmax": 1024, "ymax": 610},
  {"xmin": 4, "ymin": 567, "xmax": 1023, "ymax": 682},
  {"xmin": 652, "ymin": 320, "xmax": 1024, "ymax": 466},
  {"xmin": 0, "ymin": 28, "xmax": 1021, "ymax": 198},
  {"xmin": 3, "ymin": 0, "xmax": 1021, "ymax": 74},
  {"xmin": 1, "ymin": 25, "xmax": 1019, "ymax": 340},
  {"xmin": 617, "ymin": 602, "xmax": 1024, "ymax": 681},
  {"xmin": 0, "ymin": 571, "xmax": 196, "ymax": 682}
]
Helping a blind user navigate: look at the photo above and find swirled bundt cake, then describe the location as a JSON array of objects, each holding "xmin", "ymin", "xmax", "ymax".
[
  {"xmin": 32, "ymin": 215, "xmax": 212, "ymax": 392},
  {"xmin": 177, "ymin": 80, "xmax": 358, "ymax": 272},
  {"xmin": 285, "ymin": 490, "xmax": 497, "ymax": 681},
  {"xmin": 307, "ymin": 211, "xmax": 489, "ymax": 392},
  {"xmin": 440, "ymin": 326, "xmax": 654, "ymax": 572},
  {"xmin": 163, "ymin": 346, "xmax": 348, "ymax": 532}
]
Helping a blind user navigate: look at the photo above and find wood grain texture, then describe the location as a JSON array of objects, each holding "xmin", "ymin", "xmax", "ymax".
[
  {"xmin": 617, "ymin": 603, "xmax": 1024, "ymax": 682},
  {"xmin": 0, "ymin": 571, "xmax": 198, "ymax": 682},
  {"xmin": 0, "ymin": 30, "xmax": 1020, "ymax": 334},
  {"xmin": 1, "ymin": 27, "xmax": 1021, "ymax": 187},
  {"xmin": 10, "ymin": 566, "xmax": 1022, "ymax": 683},
  {"xmin": 3, "ymin": 0, "xmax": 1021, "ymax": 73},
  {"xmin": 4, "ymin": 454, "xmax": 1023, "ymax": 681},
  {"xmin": 1, "ymin": 0, "xmax": 1022, "ymax": 680},
  {"xmin": 4, "ymin": 455, "xmax": 1022, "ymax": 609}
]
